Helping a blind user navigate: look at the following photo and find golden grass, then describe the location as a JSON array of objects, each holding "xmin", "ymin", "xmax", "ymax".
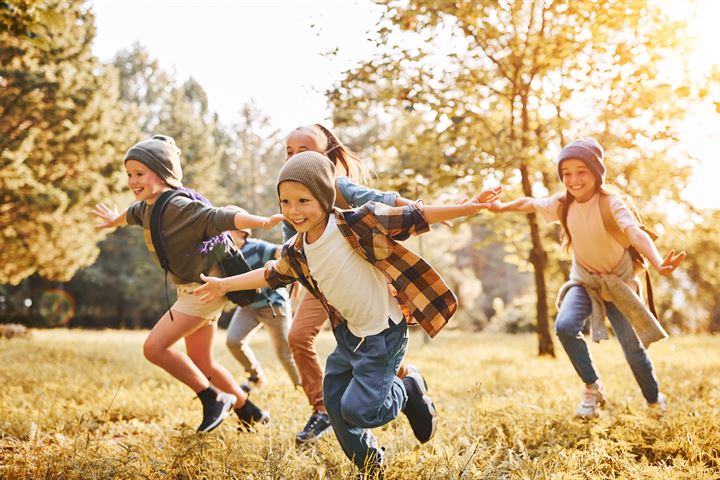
[{"xmin": 1, "ymin": 329, "xmax": 718, "ymax": 479}]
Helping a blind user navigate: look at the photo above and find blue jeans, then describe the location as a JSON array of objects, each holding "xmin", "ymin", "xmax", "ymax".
[
  {"xmin": 323, "ymin": 320, "xmax": 408, "ymax": 470},
  {"xmin": 555, "ymin": 286, "xmax": 660, "ymax": 403}
]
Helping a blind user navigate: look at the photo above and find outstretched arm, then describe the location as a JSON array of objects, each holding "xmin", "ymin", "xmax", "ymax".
[
  {"xmin": 393, "ymin": 196, "xmax": 416, "ymax": 207},
  {"xmin": 422, "ymin": 186, "xmax": 503, "ymax": 224},
  {"xmin": 93, "ymin": 204, "xmax": 128, "ymax": 230},
  {"xmin": 194, "ymin": 269, "xmax": 269, "ymax": 304},
  {"xmin": 626, "ymin": 226, "xmax": 686, "ymax": 276},
  {"xmin": 234, "ymin": 211, "xmax": 285, "ymax": 230},
  {"xmin": 487, "ymin": 196, "xmax": 538, "ymax": 214}
]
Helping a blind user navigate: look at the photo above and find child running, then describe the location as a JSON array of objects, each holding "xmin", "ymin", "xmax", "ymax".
[
  {"xmin": 489, "ymin": 137, "xmax": 685, "ymax": 418},
  {"xmin": 283, "ymin": 124, "xmax": 417, "ymax": 444},
  {"xmin": 195, "ymin": 151, "xmax": 502, "ymax": 476},
  {"xmin": 224, "ymin": 217, "xmax": 302, "ymax": 391},
  {"xmin": 92, "ymin": 134, "xmax": 282, "ymax": 432}
]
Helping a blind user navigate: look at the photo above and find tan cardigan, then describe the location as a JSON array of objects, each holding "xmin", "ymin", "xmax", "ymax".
[{"xmin": 557, "ymin": 250, "xmax": 667, "ymax": 348}]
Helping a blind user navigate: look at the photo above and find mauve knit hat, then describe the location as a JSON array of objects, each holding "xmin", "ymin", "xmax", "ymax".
[
  {"xmin": 277, "ymin": 151, "xmax": 336, "ymax": 213},
  {"xmin": 124, "ymin": 134, "xmax": 183, "ymax": 188},
  {"xmin": 556, "ymin": 137, "xmax": 606, "ymax": 183}
]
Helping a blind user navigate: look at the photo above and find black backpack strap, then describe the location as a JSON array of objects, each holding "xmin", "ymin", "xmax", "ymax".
[{"xmin": 149, "ymin": 189, "xmax": 188, "ymax": 321}]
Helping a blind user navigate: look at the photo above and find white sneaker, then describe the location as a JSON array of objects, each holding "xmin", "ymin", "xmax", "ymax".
[
  {"xmin": 575, "ymin": 382, "xmax": 606, "ymax": 418},
  {"xmin": 648, "ymin": 392, "xmax": 667, "ymax": 418}
]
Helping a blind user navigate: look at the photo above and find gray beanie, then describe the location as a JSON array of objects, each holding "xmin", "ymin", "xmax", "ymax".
[
  {"xmin": 277, "ymin": 151, "xmax": 336, "ymax": 213},
  {"xmin": 557, "ymin": 137, "xmax": 605, "ymax": 183},
  {"xmin": 124, "ymin": 134, "xmax": 183, "ymax": 188}
]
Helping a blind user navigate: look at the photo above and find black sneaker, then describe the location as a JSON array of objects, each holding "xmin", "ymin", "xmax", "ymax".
[
  {"xmin": 356, "ymin": 448, "xmax": 384, "ymax": 479},
  {"xmin": 356, "ymin": 463, "xmax": 384, "ymax": 480},
  {"xmin": 240, "ymin": 374, "xmax": 265, "ymax": 393},
  {"xmin": 402, "ymin": 365, "xmax": 437, "ymax": 443},
  {"xmin": 295, "ymin": 411, "xmax": 333, "ymax": 444},
  {"xmin": 235, "ymin": 398, "xmax": 270, "ymax": 429},
  {"xmin": 197, "ymin": 388, "xmax": 237, "ymax": 433}
]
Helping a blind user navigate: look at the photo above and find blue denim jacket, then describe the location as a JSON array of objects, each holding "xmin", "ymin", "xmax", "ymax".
[{"xmin": 282, "ymin": 176, "xmax": 399, "ymax": 241}]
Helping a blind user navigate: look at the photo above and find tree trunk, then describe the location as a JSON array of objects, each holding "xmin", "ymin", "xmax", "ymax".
[
  {"xmin": 709, "ymin": 301, "xmax": 720, "ymax": 334},
  {"xmin": 519, "ymin": 162, "xmax": 555, "ymax": 357},
  {"xmin": 518, "ymin": 93, "xmax": 555, "ymax": 357}
]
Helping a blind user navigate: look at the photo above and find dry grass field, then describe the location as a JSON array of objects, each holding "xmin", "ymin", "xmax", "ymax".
[{"xmin": 0, "ymin": 328, "xmax": 718, "ymax": 479}]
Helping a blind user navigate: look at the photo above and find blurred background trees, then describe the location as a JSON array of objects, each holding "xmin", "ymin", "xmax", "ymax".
[
  {"xmin": 328, "ymin": 0, "xmax": 716, "ymax": 354},
  {"xmin": 1, "ymin": 0, "xmax": 718, "ymax": 339}
]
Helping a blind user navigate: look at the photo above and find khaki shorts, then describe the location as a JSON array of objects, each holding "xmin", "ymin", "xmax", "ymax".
[{"xmin": 173, "ymin": 281, "xmax": 229, "ymax": 321}]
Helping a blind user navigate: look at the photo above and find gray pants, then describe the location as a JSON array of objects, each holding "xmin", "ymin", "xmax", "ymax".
[{"xmin": 226, "ymin": 303, "xmax": 301, "ymax": 386}]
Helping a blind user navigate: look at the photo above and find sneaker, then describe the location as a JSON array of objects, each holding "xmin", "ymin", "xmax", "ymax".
[
  {"xmin": 575, "ymin": 382, "xmax": 606, "ymax": 418},
  {"xmin": 402, "ymin": 364, "xmax": 437, "ymax": 443},
  {"xmin": 197, "ymin": 388, "xmax": 237, "ymax": 433},
  {"xmin": 240, "ymin": 374, "xmax": 266, "ymax": 393},
  {"xmin": 648, "ymin": 392, "xmax": 668, "ymax": 418},
  {"xmin": 295, "ymin": 411, "xmax": 333, "ymax": 444},
  {"xmin": 235, "ymin": 398, "xmax": 270, "ymax": 429},
  {"xmin": 356, "ymin": 462, "xmax": 384, "ymax": 480}
]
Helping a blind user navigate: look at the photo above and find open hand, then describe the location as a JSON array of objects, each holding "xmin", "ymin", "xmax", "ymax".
[
  {"xmin": 655, "ymin": 249, "xmax": 686, "ymax": 276},
  {"xmin": 193, "ymin": 274, "xmax": 226, "ymax": 304},
  {"xmin": 265, "ymin": 213, "xmax": 285, "ymax": 229},
  {"xmin": 468, "ymin": 186, "xmax": 503, "ymax": 210},
  {"xmin": 487, "ymin": 200, "xmax": 503, "ymax": 213},
  {"xmin": 92, "ymin": 203, "xmax": 121, "ymax": 230}
]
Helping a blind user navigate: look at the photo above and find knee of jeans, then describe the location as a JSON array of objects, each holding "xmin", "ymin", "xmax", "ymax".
[
  {"xmin": 225, "ymin": 335, "xmax": 243, "ymax": 349},
  {"xmin": 554, "ymin": 315, "xmax": 580, "ymax": 337},
  {"xmin": 341, "ymin": 398, "xmax": 380, "ymax": 427},
  {"xmin": 624, "ymin": 346, "xmax": 648, "ymax": 364}
]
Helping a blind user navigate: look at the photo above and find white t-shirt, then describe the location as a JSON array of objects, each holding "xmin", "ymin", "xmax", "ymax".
[
  {"xmin": 303, "ymin": 215, "xmax": 403, "ymax": 337},
  {"xmin": 534, "ymin": 192, "xmax": 638, "ymax": 273}
]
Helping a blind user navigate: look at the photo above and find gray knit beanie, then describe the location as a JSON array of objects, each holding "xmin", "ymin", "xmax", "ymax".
[
  {"xmin": 124, "ymin": 134, "xmax": 183, "ymax": 188},
  {"xmin": 277, "ymin": 151, "xmax": 336, "ymax": 213},
  {"xmin": 557, "ymin": 137, "xmax": 606, "ymax": 183}
]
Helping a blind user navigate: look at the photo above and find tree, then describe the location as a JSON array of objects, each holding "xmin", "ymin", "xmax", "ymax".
[
  {"xmin": 155, "ymin": 77, "xmax": 226, "ymax": 196},
  {"xmin": 330, "ymin": 0, "xmax": 706, "ymax": 355},
  {"xmin": 218, "ymin": 101, "xmax": 285, "ymax": 238},
  {"xmin": 1, "ymin": 0, "xmax": 64, "ymax": 50},
  {"xmin": 1, "ymin": 0, "xmax": 138, "ymax": 285}
]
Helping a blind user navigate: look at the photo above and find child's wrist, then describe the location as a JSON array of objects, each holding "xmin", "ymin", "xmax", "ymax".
[{"xmin": 219, "ymin": 278, "xmax": 230, "ymax": 294}]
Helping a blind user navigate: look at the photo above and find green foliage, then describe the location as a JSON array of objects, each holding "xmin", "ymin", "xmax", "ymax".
[
  {"xmin": 67, "ymin": 228, "xmax": 167, "ymax": 329},
  {"xmin": 156, "ymin": 77, "xmax": 225, "ymax": 195},
  {"xmin": 0, "ymin": 0, "xmax": 138, "ymax": 285},
  {"xmin": 1, "ymin": 329, "xmax": 718, "ymax": 478},
  {"xmin": 217, "ymin": 102, "xmax": 285, "ymax": 223},
  {"xmin": 0, "ymin": 0, "xmax": 64, "ymax": 49},
  {"xmin": 657, "ymin": 209, "xmax": 720, "ymax": 333}
]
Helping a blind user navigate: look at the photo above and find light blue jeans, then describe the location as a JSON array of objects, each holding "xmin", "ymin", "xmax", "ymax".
[
  {"xmin": 555, "ymin": 286, "xmax": 660, "ymax": 403},
  {"xmin": 226, "ymin": 303, "xmax": 301, "ymax": 386},
  {"xmin": 323, "ymin": 319, "xmax": 408, "ymax": 470}
]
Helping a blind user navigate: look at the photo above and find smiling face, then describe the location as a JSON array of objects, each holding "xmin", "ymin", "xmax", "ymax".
[
  {"xmin": 125, "ymin": 159, "xmax": 170, "ymax": 204},
  {"xmin": 560, "ymin": 158, "xmax": 598, "ymax": 203},
  {"xmin": 285, "ymin": 129, "xmax": 324, "ymax": 160},
  {"xmin": 278, "ymin": 180, "xmax": 328, "ymax": 244}
]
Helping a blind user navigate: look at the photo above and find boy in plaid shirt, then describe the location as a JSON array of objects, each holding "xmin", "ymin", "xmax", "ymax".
[{"xmin": 195, "ymin": 151, "xmax": 502, "ymax": 476}]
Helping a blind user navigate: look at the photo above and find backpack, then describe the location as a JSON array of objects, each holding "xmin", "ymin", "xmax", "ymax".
[
  {"xmin": 149, "ymin": 189, "xmax": 257, "ymax": 319},
  {"xmin": 559, "ymin": 192, "xmax": 659, "ymax": 319}
]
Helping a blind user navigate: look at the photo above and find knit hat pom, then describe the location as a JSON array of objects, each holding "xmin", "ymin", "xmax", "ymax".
[
  {"xmin": 277, "ymin": 151, "xmax": 336, "ymax": 213},
  {"xmin": 124, "ymin": 134, "xmax": 183, "ymax": 188},
  {"xmin": 556, "ymin": 137, "xmax": 606, "ymax": 183}
]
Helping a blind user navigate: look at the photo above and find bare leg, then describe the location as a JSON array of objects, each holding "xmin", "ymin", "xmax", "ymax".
[
  {"xmin": 143, "ymin": 310, "xmax": 217, "ymax": 393},
  {"xmin": 186, "ymin": 321, "xmax": 248, "ymax": 407}
]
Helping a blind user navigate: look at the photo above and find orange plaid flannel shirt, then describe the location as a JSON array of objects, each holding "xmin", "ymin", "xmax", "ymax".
[{"xmin": 264, "ymin": 202, "xmax": 457, "ymax": 338}]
